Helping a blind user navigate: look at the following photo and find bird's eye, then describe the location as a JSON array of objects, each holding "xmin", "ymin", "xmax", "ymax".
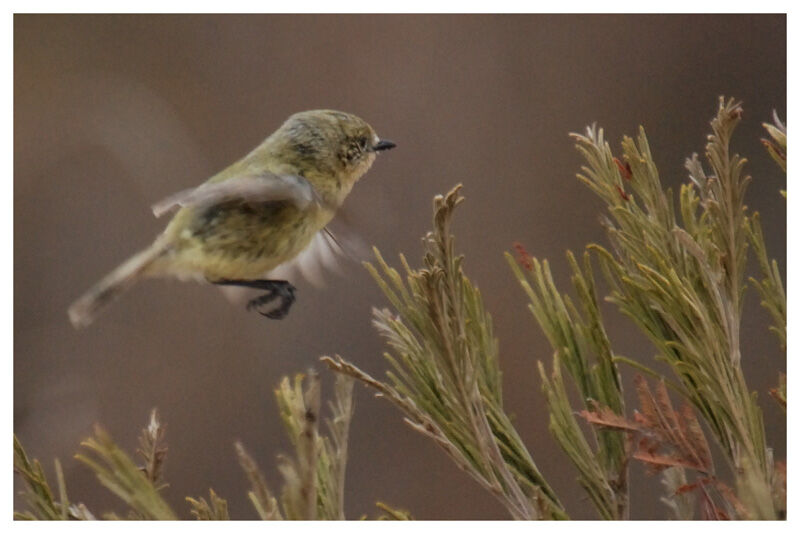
[{"xmin": 343, "ymin": 137, "xmax": 370, "ymax": 164}]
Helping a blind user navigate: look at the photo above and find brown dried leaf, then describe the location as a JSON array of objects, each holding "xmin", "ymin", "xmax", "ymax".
[
  {"xmin": 633, "ymin": 446, "xmax": 708, "ymax": 473},
  {"xmin": 768, "ymin": 374, "xmax": 786, "ymax": 410},
  {"xmin": 585, "ymin": 376, "xmax": 714, "ymax": 476},
  {"xmin": 674, "ymin": 482, "xmax": 699, "ymax": 495},
  {"xmin": 634, "ymin": 375, "xmax": 660, "ymax": 429},
  {"xmin": 633, "ymin": 377, "xmax": 712, "ymax": 474},
  {"xmin": 578, "ymin": 401, "xmax": 639, "ymax": 431},
  {"xmin": 653, "ymin": 380, "xmax": 681, "ymax": 442},
  {"xmin": 678, "ymin": 403, "xmax": 713, "ymax": 473}
]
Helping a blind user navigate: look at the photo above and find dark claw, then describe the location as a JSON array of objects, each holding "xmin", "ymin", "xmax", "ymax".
[
  {"xmin": 261, "ymin": 303, "xmax": 291, "ymax": 320},
  {"xmin": 212, "ymin": 278, "xmax": 297, "ymax": 320},
  {"xmin": 251, "ymin": 282, "xmax": 297, "ymax": 319},
  {"xmin": 246, "ymin": 292, "xmax": 279, "ymax": 311}
]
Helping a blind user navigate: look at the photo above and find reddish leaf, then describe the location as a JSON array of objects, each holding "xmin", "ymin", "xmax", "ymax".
[
  {"xmin": 633, "ymin": 447, "xmax": 708, "ymax": 473},
  {"xmin": 678, "ymin": 402, "xmax": 713, "ymax": 473},
  {"xmin": 585, "ymin": 376, "xmax": 715, "ymax": 476},
  {"xmin": 634, "ymin": 376, "xmax": 659, "ymax": 429},
  {"xmin": 512, "ymin": 242, "xmax": 533, "ymax": 271},
  {"xmin": 614, "ymin": 157, "xmax": 633, "ymax": 180},
  {"xmin": 768, "ymin": 386, "xmax": 786, "ymax": 409},
  {"xmin": 654, "ymin": 381, "xmax": 680, "ymax": 439},
  {"xmin": 578, "ymin": 402, "xmax": 638, "ymax": 431},
  {"xmin": 674, "ymin": 482, "xmax": 699, "ymax": 495}
]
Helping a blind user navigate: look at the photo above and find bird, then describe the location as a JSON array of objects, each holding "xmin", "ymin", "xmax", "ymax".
[{"xmin": 68, "ymin": 109, "xmax": 395, "ymax": 328}]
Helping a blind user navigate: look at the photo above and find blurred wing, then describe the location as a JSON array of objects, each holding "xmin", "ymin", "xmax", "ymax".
[
  {"xmin": 151, "ymin": 173, "xmax": 317, "ymax": 218},
  {"xmin": 268, "ymin": 226, "xmax": 368, "ymax": 287},
  {"xmin": 217, "ymin": 224, "xmax": 368, "ymax": 304}
]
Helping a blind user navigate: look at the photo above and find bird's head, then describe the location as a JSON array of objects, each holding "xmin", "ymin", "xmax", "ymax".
[{"xmin": 276, "ymin": 110, "xmax": 395, "ymax": 187}]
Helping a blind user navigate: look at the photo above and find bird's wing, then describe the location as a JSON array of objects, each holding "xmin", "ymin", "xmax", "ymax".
[
  {"xmin": 269, "ymin": 226, "xmax": 368, "ymax": 287},
  {"xmin": 217, "ymin": 223, "xmax": 369, "ymax": 304},
  {"xmin": 151, "ymin": 173, "xmax": 317, "ymax": 218}
]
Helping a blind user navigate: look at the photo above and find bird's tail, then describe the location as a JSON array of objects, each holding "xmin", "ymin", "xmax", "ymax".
[{"xmin": 68, "ymin": 242, "xmax": 167, "ymax": 328}]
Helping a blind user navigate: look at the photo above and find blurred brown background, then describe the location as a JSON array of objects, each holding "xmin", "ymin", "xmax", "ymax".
[{"xmin": 14, "ymin": 14, "xmax": 785, "ymax": 519}]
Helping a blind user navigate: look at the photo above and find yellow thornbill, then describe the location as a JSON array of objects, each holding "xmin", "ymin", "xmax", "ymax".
[{"xmin": 68, "ymin": 110, "xmax": 395, "ymax": 328}]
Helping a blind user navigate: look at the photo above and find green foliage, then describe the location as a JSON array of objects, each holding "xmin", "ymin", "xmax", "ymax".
[
  {"xmin": 234, "ymin": 442, "xmax": 282, "ymax": 519},
  {"xmin": 324, "ymin": 186, "xmax": 567, "ymax": 520},
  {"xmin": 374, "ymin": 502, "xmax": 414, "ymax": 520},
  {"xmin": 563, "ymin": 98, "xmax": 779, "ymax": 517},
  {"xmin": 761, "ymin": 111, "xmax": 786, "ymax": 175},
  {"xmin": 186, "ymin": 489, "xmax": 229, "ymax": 520},
  {"xmin": 234, "ymin": 371, "xmax": 358, "ymax": 520},
  {"xmin": 747, "ymin": 212, "xmax": 786, "ymax": 350},
  {"xmin": 15, "ymin": 373, "xmax": 366, "ymax": 520},
  {"xmin": 274, "ymin": 372, "xmax": 354, "ymax": 519},
  {"xmin": 274, "ymin": 372, "xmax": 324, "ymax": 520},
  {"xmin": 507, "ymin": 96, "xmax": 783, "ymax": 519},
  {"xmin": 13, "ymin": 436, "xmax": 94, "ymax": 520},
  {"xmin": 507, "ymin": 249, "xmax": 628, "ymax": 519},
  {"xmin": 75, "ymin": 422, "xmax": 177, "ymax": 519}
]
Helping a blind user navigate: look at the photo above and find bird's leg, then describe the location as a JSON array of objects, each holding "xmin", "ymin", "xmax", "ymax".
[{"xmin": 212, "ymin": 279, "xmax": 297, "ymax": 319}]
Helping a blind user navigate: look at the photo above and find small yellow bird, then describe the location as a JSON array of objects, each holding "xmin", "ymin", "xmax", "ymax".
[{"xmin": 68, "ymin": 110, "xmax": 395, "ymax": 328}]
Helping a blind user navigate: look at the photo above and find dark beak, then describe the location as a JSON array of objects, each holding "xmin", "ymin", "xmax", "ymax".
[{"xmin": 373, "ymin": 139, "xmax": 396, "ymax": 152}]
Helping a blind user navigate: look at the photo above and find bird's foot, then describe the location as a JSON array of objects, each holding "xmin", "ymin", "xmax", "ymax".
[
  {"xmin": 247, "ymin": 283, "xmax": 296, "ymax": 319},
  {"xmin": 213, "ymin": 278, "xmax": 297, "ymax": 320}
]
